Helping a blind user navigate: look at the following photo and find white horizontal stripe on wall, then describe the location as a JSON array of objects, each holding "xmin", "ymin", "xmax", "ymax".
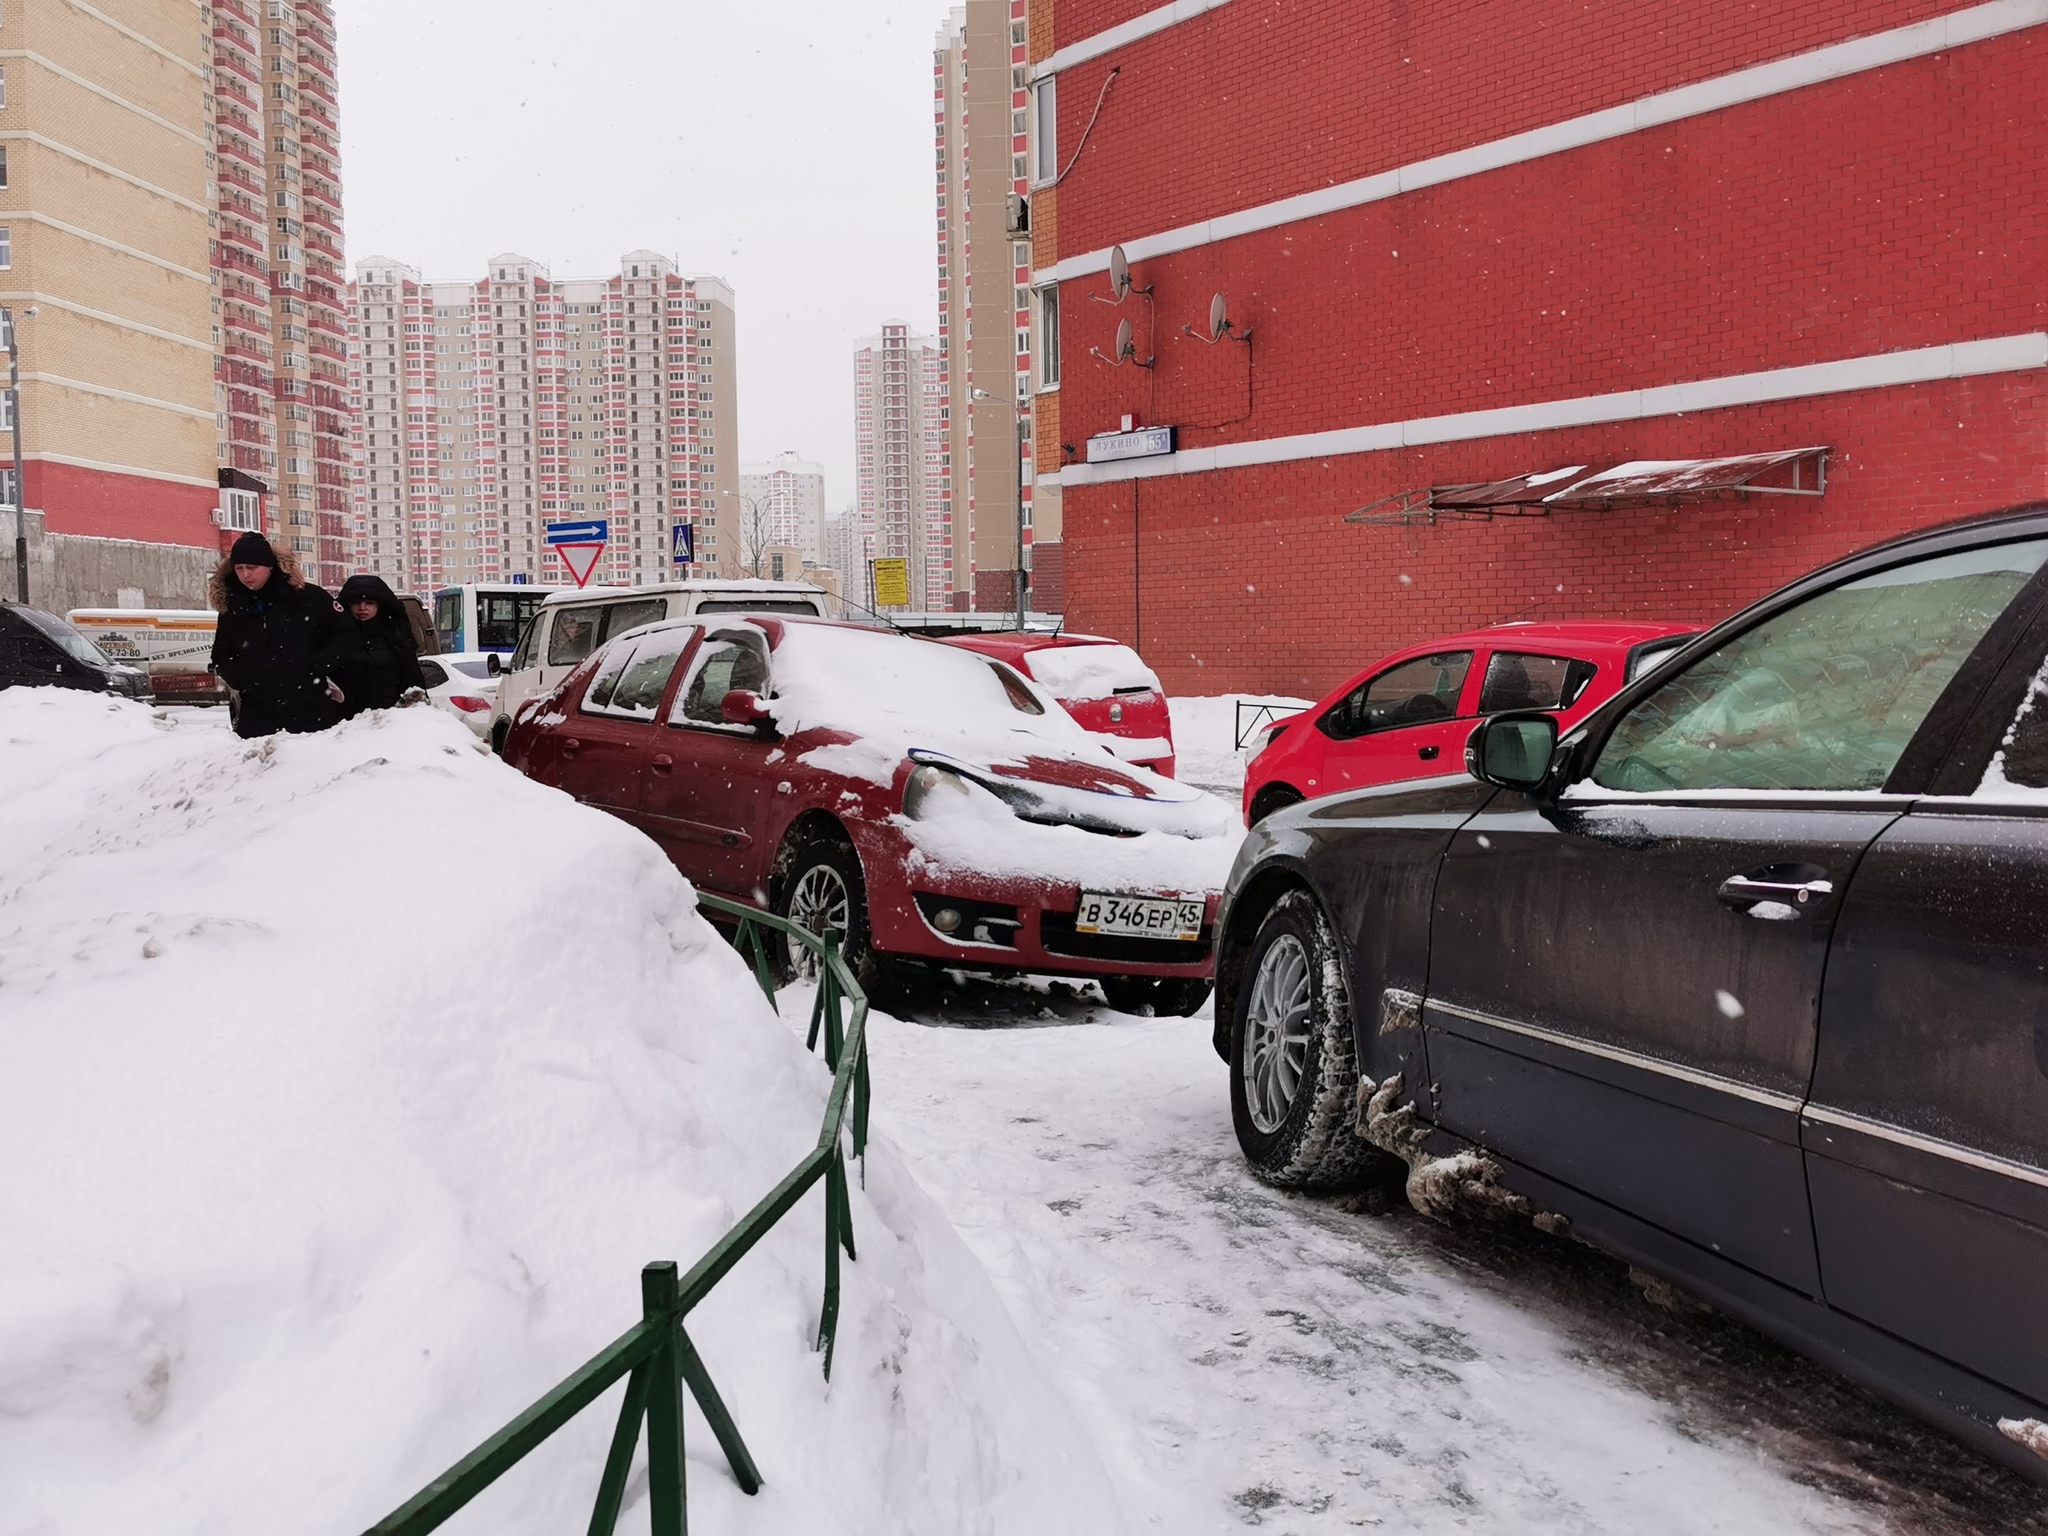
[
  {"xmin": 1040, "ymin": 333, "xmax": 2048, "ymax": 488},
  {"xmin": 1039, "ymin": 0, "xmax": 2048, "ymax": 284},
  {"xmin": 1030, "ymin": 0, "xmax": 1233, "ymax": 83}
]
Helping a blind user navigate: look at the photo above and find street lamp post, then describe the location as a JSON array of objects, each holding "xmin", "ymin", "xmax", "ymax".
[
  {"xmin": 972, "ymin": 386, "xmax": 1029, "ymax": 631},
  {"xmin": 5, "ymin": 306, "xmax": 28, "ymax": 603}
]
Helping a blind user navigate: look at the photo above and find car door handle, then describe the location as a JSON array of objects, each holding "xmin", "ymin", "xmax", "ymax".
[
  {"xmin": 1418, "ymin": 745, "xmax": 1440, "ymax": 761},
  {"xmin": 1716, "ymin": 869, "xmax": 1834, "ymax": 910},
  {"xmin": 651, "ymin": 753, "xmax": 673, "ymax": 773}
]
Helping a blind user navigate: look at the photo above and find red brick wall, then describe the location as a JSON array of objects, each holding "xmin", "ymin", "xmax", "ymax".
[
  {"xmin": 1050, "ymin": 0, "xmax": 1987, "ymax": 259},
  {"xmin": 1063, "ymin": 373, "xmax": 2048, "ymax": 697},
  {"xmin": 1030, "ymin": 539, "xmax": 1067, "ymax": 612},
  {"xmin": 31, "ymin": 460, "xmax": 222, "ymax": 549}
]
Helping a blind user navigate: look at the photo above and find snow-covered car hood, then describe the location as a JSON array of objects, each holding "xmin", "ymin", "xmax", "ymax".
[{"xmin": 906, "ymin": 748, "xmax": 1233, "ymax": 841}]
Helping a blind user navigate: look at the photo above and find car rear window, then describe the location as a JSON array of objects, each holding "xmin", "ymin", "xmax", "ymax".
[
  {"xmin": 1478, "ymin": 652, "xmax": 1597, "ymax": 714},
  {"xmin": 1022, "ymin": 642, "xmax": 1161, "ymax": 702},
  {"xmin": 694, "ymin": 598, "xmax": 823, "ymax": 615}
]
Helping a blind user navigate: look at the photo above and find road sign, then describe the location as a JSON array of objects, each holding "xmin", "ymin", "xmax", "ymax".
[
  {"xmin": 871, "ymin": 557, "xmax": 910, "ymax": 608},
  {"xmin": 671, "ymin": 523, "xmax": 694, "ymax": 565},
  {"xmin": 545, "ymin": 517, "xmax": 610, "ymax": 588}
]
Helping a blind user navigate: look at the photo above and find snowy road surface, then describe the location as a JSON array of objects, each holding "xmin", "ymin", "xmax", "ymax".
[{"xmin": 846, "ymin": 982, "xmax": 2048, "ymax": 1535}]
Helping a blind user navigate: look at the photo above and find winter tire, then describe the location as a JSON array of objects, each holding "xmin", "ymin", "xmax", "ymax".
[
  {"xmin": 1099, "ymin": 974, "xmax": 1214, "ymax": 1017},
  {"xmin": 1248, "ymin": 784, "xmax": 1305, "ymax": 825},
  {"xmin": 490, "ymin": 719, "xmax": 510, "ymax": 757},
  {"xmin": 1229, "ymin": 888, "xmax": 1383, "ymax": 1189},
  {"xmin": 774, "ymin": 830, "xmax": 905, "ymax": 1006}
]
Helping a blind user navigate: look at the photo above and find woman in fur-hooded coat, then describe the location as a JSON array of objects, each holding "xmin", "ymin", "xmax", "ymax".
[
  {"xmin": 322, "ymin": 573, "xmax": 427, "ymax": 716},
  {"xmin": 208, "ymin": 532, "xmax": 346, "ymax": 738}
]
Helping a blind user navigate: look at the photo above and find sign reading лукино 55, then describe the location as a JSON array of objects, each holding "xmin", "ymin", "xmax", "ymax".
[{"xmin": 545, "ymin": 518, "xmax": 609, "ymax": 588}]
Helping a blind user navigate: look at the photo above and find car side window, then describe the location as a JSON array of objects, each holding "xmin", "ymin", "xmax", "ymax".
[
  {"xmin": 1980, "ymin": 656, "xmax": 2048, "ymax": 796},
  {"xmin": 600, "ymin": 599, "xmax": 669, "ymax": 644},
  {"xmin": 1320, "ymin": 651, "xmax": 1472, "ymax": 740},
  {"xmin": 1478, "ymin": 652, "xmax": 1597, "ymax": 714},
  {"xmin": 509, "ymin": 615, "xmax": 538, "ymax": 672},
  {"xmin": 547, "ymin": 605, "xmax": 604, "ymax": 667},
  {"xmin": 581, "ymin": 628, "xmax": 697, "ymax": 720},
  {"xmin": 667, "ymin": 631, "xmax": 772, "ymax": 727},
  {"xmin": 418, "ymin": 659, "xmax": 448, "ymax": 689},
  {"xmin": 1594, "ymin": 539, "xmax": 2048, "ymax": 793}
]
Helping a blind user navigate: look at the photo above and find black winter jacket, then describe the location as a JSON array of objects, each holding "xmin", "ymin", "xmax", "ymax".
[
  {"xmin": 322, "ymin": 575, "xmax": 427, "ymax": 715},
  {"xmin": 208, "ymin": 550, "xmax": 345, "ymax": 738}
]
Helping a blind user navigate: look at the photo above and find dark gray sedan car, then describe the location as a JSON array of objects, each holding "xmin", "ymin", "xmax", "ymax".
[{"xmin": 1215, "ymin": 504, "xmax": 2048, "ymax": 1480}]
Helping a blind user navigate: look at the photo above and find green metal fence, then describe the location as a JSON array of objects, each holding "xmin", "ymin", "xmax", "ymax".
[{"xmin": 362, "ymin": 892, "xmax": 870, "ymax": 1536}]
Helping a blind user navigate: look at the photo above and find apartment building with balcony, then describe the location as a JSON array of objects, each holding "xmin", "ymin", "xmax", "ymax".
[
  {"xmin": 739, "ymin": 452, "xmax": 827, "ymax": 568},
  {"xmin": 347, "ymin": 251, "xmax": 740, "ymax": 593},
  {"xmin": 853, "ymin": 323, "xmax": 947, "ymax": 610}
]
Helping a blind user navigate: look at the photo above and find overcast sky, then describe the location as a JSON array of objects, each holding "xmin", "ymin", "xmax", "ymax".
[{"xmin": 339, "ymin": 0, "xmax": 945, "ymax": 510}]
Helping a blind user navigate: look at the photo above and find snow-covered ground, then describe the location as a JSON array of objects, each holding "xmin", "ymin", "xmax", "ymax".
[
  {"xmin": 0, "ymin": 692, "xmax": 1122, "ymax": 1534},
  {"xmin": 1170, "ymin": 694, "xmax": 1312, "ymax": 799}
]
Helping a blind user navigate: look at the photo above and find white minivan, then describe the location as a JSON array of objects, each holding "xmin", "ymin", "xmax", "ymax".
[{"xmin": 487, "ymin": 579, "xmax": 833, "ymax": 752}]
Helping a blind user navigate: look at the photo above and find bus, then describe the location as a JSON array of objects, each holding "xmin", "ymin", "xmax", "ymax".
[{"xmin": 431, "ymin": 583, "xmax": 563, "ymax": 655}]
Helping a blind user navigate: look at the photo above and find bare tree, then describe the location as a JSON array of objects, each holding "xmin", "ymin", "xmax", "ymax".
[{"xmin": 738, "ymin": 492, "xmax": 775, "ymax": 578}]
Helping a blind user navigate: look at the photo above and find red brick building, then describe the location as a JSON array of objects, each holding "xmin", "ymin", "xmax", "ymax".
[{"xmin": 1024, "ymin": 1, "xmax": 2048, "ymax": 696}]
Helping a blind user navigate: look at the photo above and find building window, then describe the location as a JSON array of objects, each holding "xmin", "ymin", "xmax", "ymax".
[
  {"xmin": 0, "ymin": 147, "xmax": 8, "ymax": 189},
  {"xmin": 1036, "ymin": 286, "xmax": 1060, "ymax": 389},
  {"xmin": 0, "ymin": 67, "xmax": 8, "ymax": 109},
  {"xmin": 0, "ymin": 227, "xmax": 11, "ymax": 270},
  {"xmin": 1032, "ymin": 75, "xmax": 1057, "ymax": 184}
]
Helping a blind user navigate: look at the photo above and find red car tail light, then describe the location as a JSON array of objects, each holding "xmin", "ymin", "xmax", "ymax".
[{"xmin": 447, "ymin": 694, "xmax": 492, "ymax": 713}]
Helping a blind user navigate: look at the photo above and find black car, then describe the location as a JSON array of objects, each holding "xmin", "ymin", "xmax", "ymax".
[
  {"xmin": 1215, "ymin": 505, "xmax": 2048, "ymax": 1481},
  {"xmin": 0, "ymin": 602, "xmax": 152, "ymax": 699}
]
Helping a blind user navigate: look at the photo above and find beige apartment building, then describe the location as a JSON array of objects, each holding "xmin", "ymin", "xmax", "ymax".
[
  {"xmin": 934, "ymin": 0, "xmax": 1042, "ymax": 613},
  {"xmin": 1, "ymin": 0, "xmax": 219, "ymax": 556},
  {"xmin": 348, "ymin": 252, "xmax": 740, "ymax": 594},
  {"xmin": 739, "ymin": 451, "xmax": 827, "ymax": 569}
]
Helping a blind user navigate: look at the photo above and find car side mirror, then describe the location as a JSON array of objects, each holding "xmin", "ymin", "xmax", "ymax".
[
  {"xmin": 487, "ymin": 652, "xmax": 503, "ymax": 676},
  {"xmin": 1466, "ymin": 712, "xmax": 1558, "ymax": 792},
  {"xmin": 719, "ymin": 689, "xmax": 772, "ymax": 730}
]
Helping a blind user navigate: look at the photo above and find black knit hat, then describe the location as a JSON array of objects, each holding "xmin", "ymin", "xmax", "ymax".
[{"xmin": 229, "ymin": 531, "xmax": 278, "ymax": 568}]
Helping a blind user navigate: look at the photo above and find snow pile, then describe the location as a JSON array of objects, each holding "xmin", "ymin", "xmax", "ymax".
[
  {"xmin": 0, "ymin": 691, "xmax": 1123, "ymax": 1534},
  {"xmin": 1020, "ymin": 641, "xmax": 1160, "ymax": 703}
]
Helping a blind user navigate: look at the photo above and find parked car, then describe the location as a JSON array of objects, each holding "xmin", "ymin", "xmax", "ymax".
[
  {"xmin": 1242, "ymin": 620, "xmax": 1696, "ymax": 824},
  {"xmin": 503, "ymin": 615, "xmax": 1240, "ymax": 1013},
  {"xmin": 66, "ymin": 607, "xmax": 227, "ymax": 704},
  {"xmin": 942, "ymin": 632, "xmax": 1176, "ymax": 775},
  {"xmin": 488, "ymin": 579, "xmax": 832, "ymax": 755},
  {"xmin": 0, "ymin": 602, "xmax": 152, "ymax": 700},
  {"xmin": 1213, "ymin": 506, "xmax": 2048, "ymax": 1480},
  {"xmin": 419, "ymin": 651, "xmax": 498, "ymax": 738}
]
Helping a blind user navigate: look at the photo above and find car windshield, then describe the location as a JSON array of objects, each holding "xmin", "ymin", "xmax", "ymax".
[
  {"xmin": 16, "ymin": 606, "xmax": 113, "ymax": 667},
  {"xmin": 768, "ymin": 623, "xmax": 1086, "ymax": 750}
]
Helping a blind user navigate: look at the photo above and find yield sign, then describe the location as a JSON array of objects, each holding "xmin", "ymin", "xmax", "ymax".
[{"xmin": 545, "ymin": 518, "xmax": 609, "ymax": 588}]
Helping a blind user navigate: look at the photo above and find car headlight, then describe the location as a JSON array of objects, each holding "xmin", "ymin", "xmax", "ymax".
[{"xmin": 902, "ymin": 762, "xmax": 977, "ymax": 819}]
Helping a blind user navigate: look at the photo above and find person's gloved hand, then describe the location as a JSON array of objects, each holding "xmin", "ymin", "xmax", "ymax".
[{"xmin": 324, "ymin": 679, "xmax": 345, "ymax": 703}]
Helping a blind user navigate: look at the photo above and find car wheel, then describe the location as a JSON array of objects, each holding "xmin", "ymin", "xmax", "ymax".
[
  {"xmin": 1248, "ymin": 784, "xmax": 1304, "ymax": 825},
  {"xmin": 774, "ymin": 832, "xmax": 901, "ymax": 1004},
  {"xmin": 1099, "ymin": 975, "xmax": 1214, "ymax": 1017},
  {"xmin": 489, "ymin": 719, "xmax": 510, "ymax": 757},
  {"xmin": 1229, "ymin": 889, "xmax": 1382, "ymax": 1189}
]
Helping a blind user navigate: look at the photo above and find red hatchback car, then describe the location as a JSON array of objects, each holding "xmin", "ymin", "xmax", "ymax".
[
  {"xmin": 1243, "ymin": 620, "xmax": 1697, "ymax": 823},
  {"xmin": 504, "ymin": 614, "xmax": 1241, "ymax": 1012},
  {"xmin": 942, "ymin": 632, "xmax": 1176, "ymax": 777}
]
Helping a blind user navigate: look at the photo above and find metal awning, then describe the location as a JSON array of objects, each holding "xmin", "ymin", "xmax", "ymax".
[{"xmin": 1346, "ymin": 447, "xmax": 1828, "ymax": 526}]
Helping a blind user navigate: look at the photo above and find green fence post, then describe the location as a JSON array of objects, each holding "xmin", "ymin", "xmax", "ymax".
[
  {"xmin": 805, "ymin": 968, "xmax": 828, "ymax": 1054},
  {"xmin": 641, "ymin": 1263, "xmax": 687, "ymax": 1536},
  {"xmin": 819, "ymin": 1151, "xmax": 843, "ymax": 1378},
  {"xmin": 821, "ymin": 936, "xmax": 843, "ymax": 1072},
  {"xmin": 674, "ymin": 1325, "xmax": 763, "ymax": 1496},
  {"xmin": 586, "ymin": 1361, "xmax": 651, "ymax": 1536},
  {"xmin": 737, "ymin": 919, "xmax": 779, "ymax": 1014}
]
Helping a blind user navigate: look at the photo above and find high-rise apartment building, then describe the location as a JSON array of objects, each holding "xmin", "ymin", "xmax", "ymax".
[
  {"xmin": 739, "ymin": 452, "xmax": 827, "ymax": 569},
  {"xmin": 853, "ymin": 324, "xmax": 947, "ymax": 611},
  {"xmin": 933, "ymin": 0, "xmax": 1039, "ymax": 613},
  {"xmin": 1, "ymin": 1, "xmax": 219, "ymax": 549},
  {"xmin": 211, "ymin": 0, "xmax": 348, "ymax": 586},
  {"xmin": 821, "ymin": 506, "xmax": 863, "ymax": 598},
  {"xmin": 346, "ymin": 252, "xmax": 739, "ymax": 594}
]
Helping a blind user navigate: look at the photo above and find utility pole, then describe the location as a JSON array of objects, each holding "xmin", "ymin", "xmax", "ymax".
[{"xmin": 6, "ymin": 307, "xmax": 25, "ymax": 603}]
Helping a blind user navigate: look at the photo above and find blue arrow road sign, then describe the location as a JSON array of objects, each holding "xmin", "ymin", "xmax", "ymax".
[
  {"xmin": 671, "ymin": 523, "xmax": 695, "ymax": 564},
  {"xmin": 545, "ymin": 518, "xmax": 609, "ymax": 546}
]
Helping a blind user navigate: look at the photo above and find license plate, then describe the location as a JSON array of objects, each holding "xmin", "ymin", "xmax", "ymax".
[{"xmin": 1074, "ymin": 892, "xmax": 1205, "ymax": 941}]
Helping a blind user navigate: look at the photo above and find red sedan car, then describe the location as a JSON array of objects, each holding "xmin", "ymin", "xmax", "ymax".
[
  {"xmin": 1243, "ymin": 620, "xmax": 1697, "ymax": 823},
  {"xmin": 942, "ymin": 632, "xmax": 1176, "ymax": 776},
  {"xmin": 504, "ymin": 615, "xmax": 1241, "ymax": 1013}
]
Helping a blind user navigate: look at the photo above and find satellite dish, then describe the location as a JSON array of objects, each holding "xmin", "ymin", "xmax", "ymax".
[
  {"xmin": 1208, "ymin": 292, "xmax": 1228, "ymax": 342},
  {"xmin": 1115, "ymin": 316, "xmax": 1134, "ymax": 361},
  {"xmin": 1109, "ymin": 245, "xmax": 1131, "ymax": 300}
]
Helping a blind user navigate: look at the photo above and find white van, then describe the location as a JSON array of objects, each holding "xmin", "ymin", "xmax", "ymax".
[{"xmin": 487, "ymin": 579, "xmax": 833, "ymax": 752}]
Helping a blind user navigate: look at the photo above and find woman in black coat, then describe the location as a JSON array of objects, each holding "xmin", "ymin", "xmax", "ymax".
[
  {"xmin": 208, "ymin": 532, "xmax": 346, "ymax": 739},
  {"xmin": 322, "ymin": 574, "xmax": 427, "ymax": 716}
]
